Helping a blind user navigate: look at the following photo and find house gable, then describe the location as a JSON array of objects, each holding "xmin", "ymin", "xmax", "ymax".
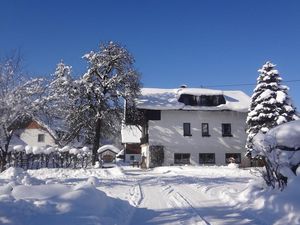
[
  {"xmin": 25, "ymin": 121, "xmax": 46, "ymax": 130},
  {"xmin": 12, "ymin": 119, "xmax": 57, "ymax": 147}
]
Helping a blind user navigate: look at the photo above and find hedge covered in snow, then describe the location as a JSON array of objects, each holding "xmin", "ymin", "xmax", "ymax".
[{"xmin": 5, "ymin": 146, "xmax": 92, "ymax": 169}]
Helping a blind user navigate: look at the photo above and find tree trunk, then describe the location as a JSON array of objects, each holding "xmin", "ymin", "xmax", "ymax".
[
  {"xmin": 92, "ymin": 118, "xmax": 101, "ymax": 165},
  {"xmin": 0, "ymin": 134, "xmax": 12, "ymax": 172},
  {"xmin": 0, "ymin": 152, "xmax": 7, "ymax": 172}
]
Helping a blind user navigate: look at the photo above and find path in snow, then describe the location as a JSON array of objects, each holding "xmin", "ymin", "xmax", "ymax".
[
  {"xmin": 1, "ymin": 165, "xmax": 298, "ymax": 224},
  {"xmin": 102, "ymin": 167, "xmax": 266, "ymax": 225}
]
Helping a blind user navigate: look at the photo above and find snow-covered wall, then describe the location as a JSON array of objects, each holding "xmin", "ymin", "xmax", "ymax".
[
  {"xmin": 148, "ymin": 110, "xmax": 248, "ymax": 166},
  {"xmin": 121, "ymin": 125, "xmax": 142, "ymax": 143},
  {"xmin": 141, "ymin": 145, "xmax": 150, "ymax": 168},
  {"xmin": 17, "ymin": 128, "xmax": 56, "ymax": 147}
]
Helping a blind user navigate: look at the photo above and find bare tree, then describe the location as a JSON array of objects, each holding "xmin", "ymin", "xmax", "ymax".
[
  {"xmin": 77, "ymin": 42, "xmax": 141, "ymax": 165},
  {"xmin": 0, "ymin": 52, "xmax": 44, "ymax": 171}
]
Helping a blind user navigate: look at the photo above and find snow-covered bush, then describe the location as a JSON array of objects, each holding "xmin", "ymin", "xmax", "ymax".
[
  {"xmin": 253, "ymin": 120, "xmax": 300, "ymax": 190},
  {"xmin": 5, "ymin": 146, "xmax": 92, "ymax": 169}
]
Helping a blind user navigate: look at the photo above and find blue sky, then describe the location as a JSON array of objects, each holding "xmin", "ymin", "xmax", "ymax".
[{"xmin": 1, "ymin": 0, "xmax": 300, "ymax": 108}]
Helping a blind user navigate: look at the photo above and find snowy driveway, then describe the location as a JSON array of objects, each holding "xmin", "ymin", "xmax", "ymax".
[
  {"xmin": 0, "ymin": 165, "xmax": 279, "ymax": 225},
  {"xmin": 97, "ymin": 166, "xmax": 266, "ymax": 225}
]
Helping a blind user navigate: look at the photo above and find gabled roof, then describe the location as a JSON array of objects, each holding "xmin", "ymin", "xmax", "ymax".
[
  {"xmin": 97, "ymin": 145, "xmax": 120, "ymax": 154},
  {"xmin": 136, "ymin": 88, "xmax": 250, "ymax": 112},
  {"xmin": 23, "ymin": 119, "xmax": 58, "ymax": 140}
]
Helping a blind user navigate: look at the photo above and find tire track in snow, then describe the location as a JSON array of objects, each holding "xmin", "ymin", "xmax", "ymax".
[
  {"xmin": 162, "ymin": 175, "xmax": 268, "ymax": 225},
  {"xmin": 129, "ymin": 182, "xmax": 144, "ymax": 207},
  {"xmin": 159, "ymin": 179, "xmax": 210, "ymax": 225},
  {"xmin": 121, "ymin": 167, "xmax": 145, "ymax": 207}
]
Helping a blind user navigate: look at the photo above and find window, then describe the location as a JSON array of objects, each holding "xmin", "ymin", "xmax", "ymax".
[
  {"xmin": 178, "ymin": 94, "xmax": 226, "ymax": 106},
  {"xmin": 199, "ymin": 153, "xmax": 215, "ymax": 164},
  {"xmin": 183, "ymin": 123, "xmax": 192, "ymax": 136},
  {"xmin": 174, "ymin": 153, "xmax": 190, "ymax": 164},
  {"xmin": 38, "ymin": 134, "xmax": 45, "ymax": 142},
  {"xmin": 222, "ymin": 123, "xmax": 232, "ymax": 137},
  {"xmin": 201, "ymin": 123, "xmax": 210, "ymax": 137},
  {"xmin": 146, "ymin": 110, "xmax": 161, "ymax": 120},
  {"xmin": 225, "ymin": 153, "xmax": 241, "ymax": 164},
  {"xmin": 130, "ymin": 155, "xmax": 135, "ymax": 161}
]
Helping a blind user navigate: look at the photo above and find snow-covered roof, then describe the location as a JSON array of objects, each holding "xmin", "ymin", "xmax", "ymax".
[
  {"xmin": 97, "ymin": 145, "xmax": 120, "ymax": 154},
  {"xmin": 136, "ymin": 88, "xmax": 250, "ymax": 112},
  {"xmin": 121, "ymin": 125, "xmax": 142, "ymax": 143},
  {"xmin": 33, "ymin": 116, "xmax": 67, "ymax": 139}
]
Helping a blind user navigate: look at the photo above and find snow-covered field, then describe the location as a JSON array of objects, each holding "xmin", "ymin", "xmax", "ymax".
[{"xmin": 0, "ymin": 165, "xmax": 299, "ymax": 225}]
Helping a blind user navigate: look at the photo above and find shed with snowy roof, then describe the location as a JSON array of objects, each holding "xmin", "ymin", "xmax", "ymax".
[
  {"xmin": 97, "ymin": 145, "xmax": 120, "ymax": 163},
  {"xmin": 122, "ymin": 87, "xmax": 251, "ymax": 167}
]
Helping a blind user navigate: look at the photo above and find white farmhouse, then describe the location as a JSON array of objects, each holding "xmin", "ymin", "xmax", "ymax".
[
  {"xmin": 122, "ymin": 87, "xmax": 251, "ymax": 168},
  {"xmin": 12, "ymin": 119, "xmax": 57, "ymax": 148}
]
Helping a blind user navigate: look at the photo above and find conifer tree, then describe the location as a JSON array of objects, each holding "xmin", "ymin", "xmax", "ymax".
[
  {"xmin": 246, "ymin": 61, "xmax": 299, "ymax": 157},
  {"xmin": 43, "ymin": 61, "xmax": 76, "ymax": 146}
]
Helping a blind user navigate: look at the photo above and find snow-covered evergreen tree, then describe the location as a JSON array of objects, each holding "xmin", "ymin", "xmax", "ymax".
[
  {"xmin": 43, "ymin": 61, "xmax": 79, "ymax": 146},
  {"xmin": 246, "ymin": 61, "xmax": 299, "ymax": 157},
  {"xmin": 47, "ymin": 61, "xmax": 72, "ymax": 112}
]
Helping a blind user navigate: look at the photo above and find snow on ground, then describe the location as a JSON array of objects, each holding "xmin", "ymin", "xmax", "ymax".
[{"xmin": 0, "ymin": 165, "xmax": 299, "ymax": 225}]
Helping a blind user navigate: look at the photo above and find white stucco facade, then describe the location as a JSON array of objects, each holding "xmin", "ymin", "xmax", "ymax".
[
  {"xmin": 143, "ymin": 110, "xmax": 250, "ymax": 166},
  {"xmin": 16, "ymin": 128, "xmax": 56, "ymax": 147},
  {"xmin": 123, "ymin": 87, "xmax": 251, "ymax": 167}
]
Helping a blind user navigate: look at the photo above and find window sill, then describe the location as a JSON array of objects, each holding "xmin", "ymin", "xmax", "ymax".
[
  {"xmin": 222, "ymin": 134, "xmax": 233, "ymax": 137},
  {"xmin": 202, "ymin": 134, "xmax": 211, "ymax": 137},
  {"xmin": 184, "ymin": 134, "xmax": 192, "ymax": 137}
]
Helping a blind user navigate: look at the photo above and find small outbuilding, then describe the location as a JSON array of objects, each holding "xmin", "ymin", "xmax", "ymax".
[{"xmin": 97, "ymin": 145, "xmax": 120, "ymax": 163}]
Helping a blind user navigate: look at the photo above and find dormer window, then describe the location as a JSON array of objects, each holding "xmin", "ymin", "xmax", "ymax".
[{"xmin": 178, "ymin": 94, "xmax": 225, "ymax": 106}]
